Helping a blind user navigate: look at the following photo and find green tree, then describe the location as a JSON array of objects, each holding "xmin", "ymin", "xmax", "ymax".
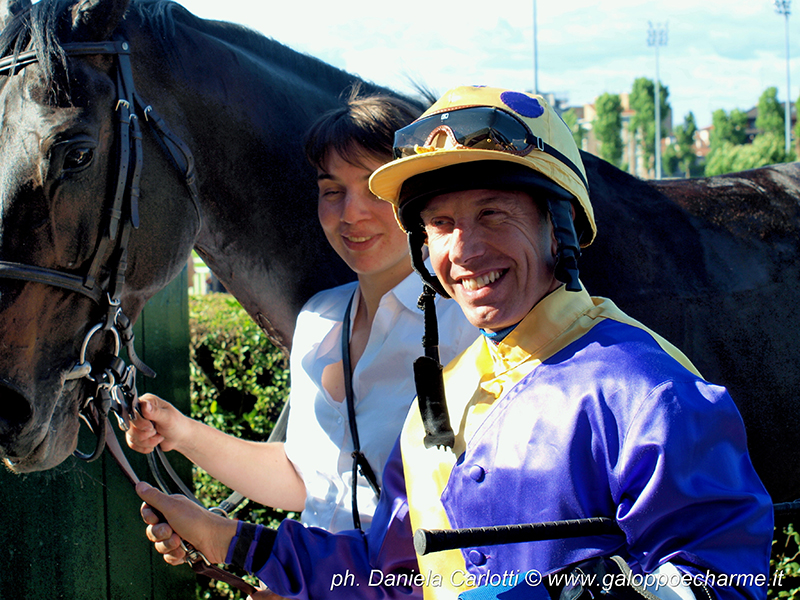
[
  {"xmin": 673, "ymin": 112, "xmax": 698, "ymax": 177},
  {"xmin": 709, "ymin": 108, "xmax": 748, "ymax": 149},
  {"xmin": 706, "ymin": 108, "xmax": 747, "ymax": 176},
  {"xmin": 794, "ymin": 89, "xmax": 800, "ymax": 156},
  {"xmin": 629, "ymin": 76, "xmax": 670, "ymax": 176},
  {"xmin": 593, "ymin": 93, "xmax": 623, "ymax": 167},
  {"xmin": 662, "ymin": 143, "xmax": 679, "ymax": 177},
  {"xmin": 704, "ymin": 133, "xmax": 787, "ymax": 176},
  {"xmin": 704, "ymin": 141, "xmax": 740, "ymax": 176},
  {"xmin": 705, "ymin": 89, "xmax": 795, "ymax": 176},
  {"xmin": 752, "ymin": 87, "xmax": 794, "ymax": 164},
  {"xmin": 562, "ymin": 108, "xmax": 587, "ymax": 150},
  {"xmin": 756, "ymin": 86, "xmax": 785, "ymax": 138}
]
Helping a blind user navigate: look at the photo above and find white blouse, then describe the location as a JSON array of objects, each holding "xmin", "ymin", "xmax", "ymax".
[{"xmin": 283, "ymin": 269, "xmax": 476, "ymax": 532}]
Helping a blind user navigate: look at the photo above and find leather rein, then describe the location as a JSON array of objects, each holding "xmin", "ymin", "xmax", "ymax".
[{"xmin": 0, "ymin": 39, "xmax": 257, "ymax": 596}]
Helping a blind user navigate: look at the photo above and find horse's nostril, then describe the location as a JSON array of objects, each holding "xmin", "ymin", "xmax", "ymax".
[{"xmin": 0, "ymin": 384, "xmax": 34, "ymax": 436}]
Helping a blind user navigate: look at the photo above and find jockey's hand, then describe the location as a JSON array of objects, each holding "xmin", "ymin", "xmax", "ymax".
[
  {"xmin": 126, "ymin": 393, "xmax": 187, "ymax": 454},
  {"xmin": 136, "ymin": 481, "xmax": 237, "ymax": 566}
]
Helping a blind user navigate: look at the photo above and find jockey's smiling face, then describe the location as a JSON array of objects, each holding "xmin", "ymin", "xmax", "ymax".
[{"xmin": 420, "ymin": 188, "xmax": 561, "ymax": 332}]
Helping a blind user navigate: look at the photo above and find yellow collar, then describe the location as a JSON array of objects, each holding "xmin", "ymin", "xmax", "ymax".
[{"xmin": 482, "ymin": 284, "xmax": 596, "ymax": 380}]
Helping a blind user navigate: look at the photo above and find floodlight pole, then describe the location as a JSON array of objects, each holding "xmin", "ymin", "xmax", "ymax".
[
  {"xmin": 647, "ymin": 21, "xmax": 667, "ymax": 180},
  {"xmin": 775, "ymin": 0, "xmax": 792, "ymax": 156},
  {"xmin": 533, "ymin": 0, "xmax": 539, "ymax": 94}
]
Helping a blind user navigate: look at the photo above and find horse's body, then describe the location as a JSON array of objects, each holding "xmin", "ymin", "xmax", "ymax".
[
  {"xmin": 580, "ymin": 156, "xmax": 800, "ymax": 502},
  {"xmin": 0, "ymin": 0, "xmax": 797, "ymax": 503}
]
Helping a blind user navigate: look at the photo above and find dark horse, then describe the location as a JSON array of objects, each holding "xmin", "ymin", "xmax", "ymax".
[{"xmin": 0, "ymin": 0, "xmax": 798, "ymax": 505}]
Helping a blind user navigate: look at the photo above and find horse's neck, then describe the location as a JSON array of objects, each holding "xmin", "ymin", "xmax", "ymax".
[{"xmin": 127, "ymin": 13, "xmax": 361, "ymax": 350}]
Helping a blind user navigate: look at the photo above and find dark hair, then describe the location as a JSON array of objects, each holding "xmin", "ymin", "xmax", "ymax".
[{"xmin": 304, "ymin": 85, "xmax": 422, "ymax": 171}]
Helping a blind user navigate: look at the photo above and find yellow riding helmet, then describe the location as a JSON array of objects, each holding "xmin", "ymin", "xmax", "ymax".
[{"xmin": 369, "ymin": 85, "xmax": 596, "ymax": 247}]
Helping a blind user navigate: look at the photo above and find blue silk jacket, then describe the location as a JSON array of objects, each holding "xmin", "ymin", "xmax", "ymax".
[{"xmin": 236, "ymin": 286, "xmax": 773, "ymax": 600}]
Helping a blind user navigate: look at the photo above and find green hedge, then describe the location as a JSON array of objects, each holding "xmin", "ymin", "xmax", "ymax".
[{"xmin": 189, "ymin": 293, "xmax": 294, "ymax": 599}]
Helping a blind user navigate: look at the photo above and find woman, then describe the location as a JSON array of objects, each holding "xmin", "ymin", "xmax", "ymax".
[{"xmin": 126, "ymin": 91, "xmax": 475, "ymax": 534}]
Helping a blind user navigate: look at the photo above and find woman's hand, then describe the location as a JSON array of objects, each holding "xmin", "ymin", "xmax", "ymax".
[{"xmin": 126, "ymin": 393, "xmax": 189, "ymax": 454}]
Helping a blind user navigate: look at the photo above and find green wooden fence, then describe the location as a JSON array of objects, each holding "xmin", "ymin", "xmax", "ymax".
[{"xmin": 0, "ymin": 271, "xmax": 197, "ymax": 599}]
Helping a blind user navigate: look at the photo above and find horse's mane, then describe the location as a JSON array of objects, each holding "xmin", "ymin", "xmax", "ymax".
[
  {"xmin": 0, "ymin": 0, "xmax": 73, "ymax": 91},
  {"xmin": 0, "ymin": 0, "xmax": 400, "ymax": 102},
  {"xmin": 133, "ymin": 0, "xmax": 353, "ymax": 82}
]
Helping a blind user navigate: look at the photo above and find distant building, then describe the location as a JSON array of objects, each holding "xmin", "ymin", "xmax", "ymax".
[
  {"xmin": 694, "ymin": 126, "xmax": 711, "ymax": 160},
  {"xmin": 743, "ymin": 101, "xmax": 796, "ymax": 142}
]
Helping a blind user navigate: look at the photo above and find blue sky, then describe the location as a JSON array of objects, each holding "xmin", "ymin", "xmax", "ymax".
[{"xmin": 176, "ymin": 0, "xmax": 796, "ymax": 129}]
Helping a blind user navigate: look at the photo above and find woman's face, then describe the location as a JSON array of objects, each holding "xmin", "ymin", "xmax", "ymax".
[{"xmin": 317, "ymin": 151, "xmax": 411, "ymax": 282}]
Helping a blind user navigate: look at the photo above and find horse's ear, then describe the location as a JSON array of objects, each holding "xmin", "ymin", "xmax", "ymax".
[
  {"xmin": 70, "ymin": 0, "xmax": 130, "ymax": 42},
  {"xmin": 0, "ymin": 0, "xmax": 31, "ymax": 31}
]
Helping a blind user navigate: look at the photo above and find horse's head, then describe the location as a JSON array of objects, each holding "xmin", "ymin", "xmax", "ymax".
[{"xmin": 0, "ymin": 0, "xmax": 199, "ymax": 471}]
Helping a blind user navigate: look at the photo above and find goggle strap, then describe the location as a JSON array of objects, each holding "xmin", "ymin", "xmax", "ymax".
[{"xmin": 536, "ymin": 139, "xmax": 590, "ymax": 195}]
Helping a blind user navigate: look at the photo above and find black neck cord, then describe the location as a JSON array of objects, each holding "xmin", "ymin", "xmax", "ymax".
[{"xmin": 341, "ymin": 290, "xmax": 381, "ymax": 531}]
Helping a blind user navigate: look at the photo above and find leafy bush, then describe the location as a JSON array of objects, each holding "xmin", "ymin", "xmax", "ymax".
[
  {"xmin": 771, "ymin": 518, "xmax": 800, "ymax": 599},
  {"xmin": 189, "ymin": 293, "xmax": 295, "ymax": 599}
]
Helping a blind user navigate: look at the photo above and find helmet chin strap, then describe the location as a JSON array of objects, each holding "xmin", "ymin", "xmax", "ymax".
[
  {"xmin": 408, "ymin": 228, "xmax": 455, "ymax": 449},
  {"xmin": 408, "ymin": 228, "xmax": 449, "ymax": 299},
  {"xmin": 547, "ymin": 198, "xmax": 582, "ymax": 292}
]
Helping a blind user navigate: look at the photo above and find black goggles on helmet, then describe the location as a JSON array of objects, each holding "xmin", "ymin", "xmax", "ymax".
[
  {"xmin": 392, "ymin": 106, "xmax": 543, "ymax": 159},
  {"xmin": 392, "ymin": 106, "xmax": 589, "ymax": 193}
]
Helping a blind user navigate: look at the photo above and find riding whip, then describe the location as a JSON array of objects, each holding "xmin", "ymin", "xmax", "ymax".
[{"xmin": 413, "ymin": 517, "xmax": 621, "ymax": 556}]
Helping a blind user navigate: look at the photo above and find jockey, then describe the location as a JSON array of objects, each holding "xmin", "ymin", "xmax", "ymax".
[{"xmin": 368, "ymin": 85, "xmax": 773, "ymax": 600}]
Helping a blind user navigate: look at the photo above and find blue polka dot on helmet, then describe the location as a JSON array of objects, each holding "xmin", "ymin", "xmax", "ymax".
[
  {"xmin": 499, "ymin": 90, "xmax": 545, "ymax": 118},
  {"xmin": 369, "ymin": 85, "xmax": 596, "ymax": 247}
]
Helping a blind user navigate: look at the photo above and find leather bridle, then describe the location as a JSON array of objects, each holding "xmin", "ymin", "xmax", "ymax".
[
  {"xmin": 0, "ymin": 39, "xmax": 160, "ymax": 456},
  {"xmin": 0, "ymin": 38, "xmax": 257, "ymax": 596},
  {"xmin": 0, "ymin": 36, "xmax": 206, "ymax": 446}
]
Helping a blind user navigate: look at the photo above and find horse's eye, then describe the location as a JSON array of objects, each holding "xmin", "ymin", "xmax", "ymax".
[{"xmin": 63, "ymin": 146, "xmax": 94, "ymax": 172}]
